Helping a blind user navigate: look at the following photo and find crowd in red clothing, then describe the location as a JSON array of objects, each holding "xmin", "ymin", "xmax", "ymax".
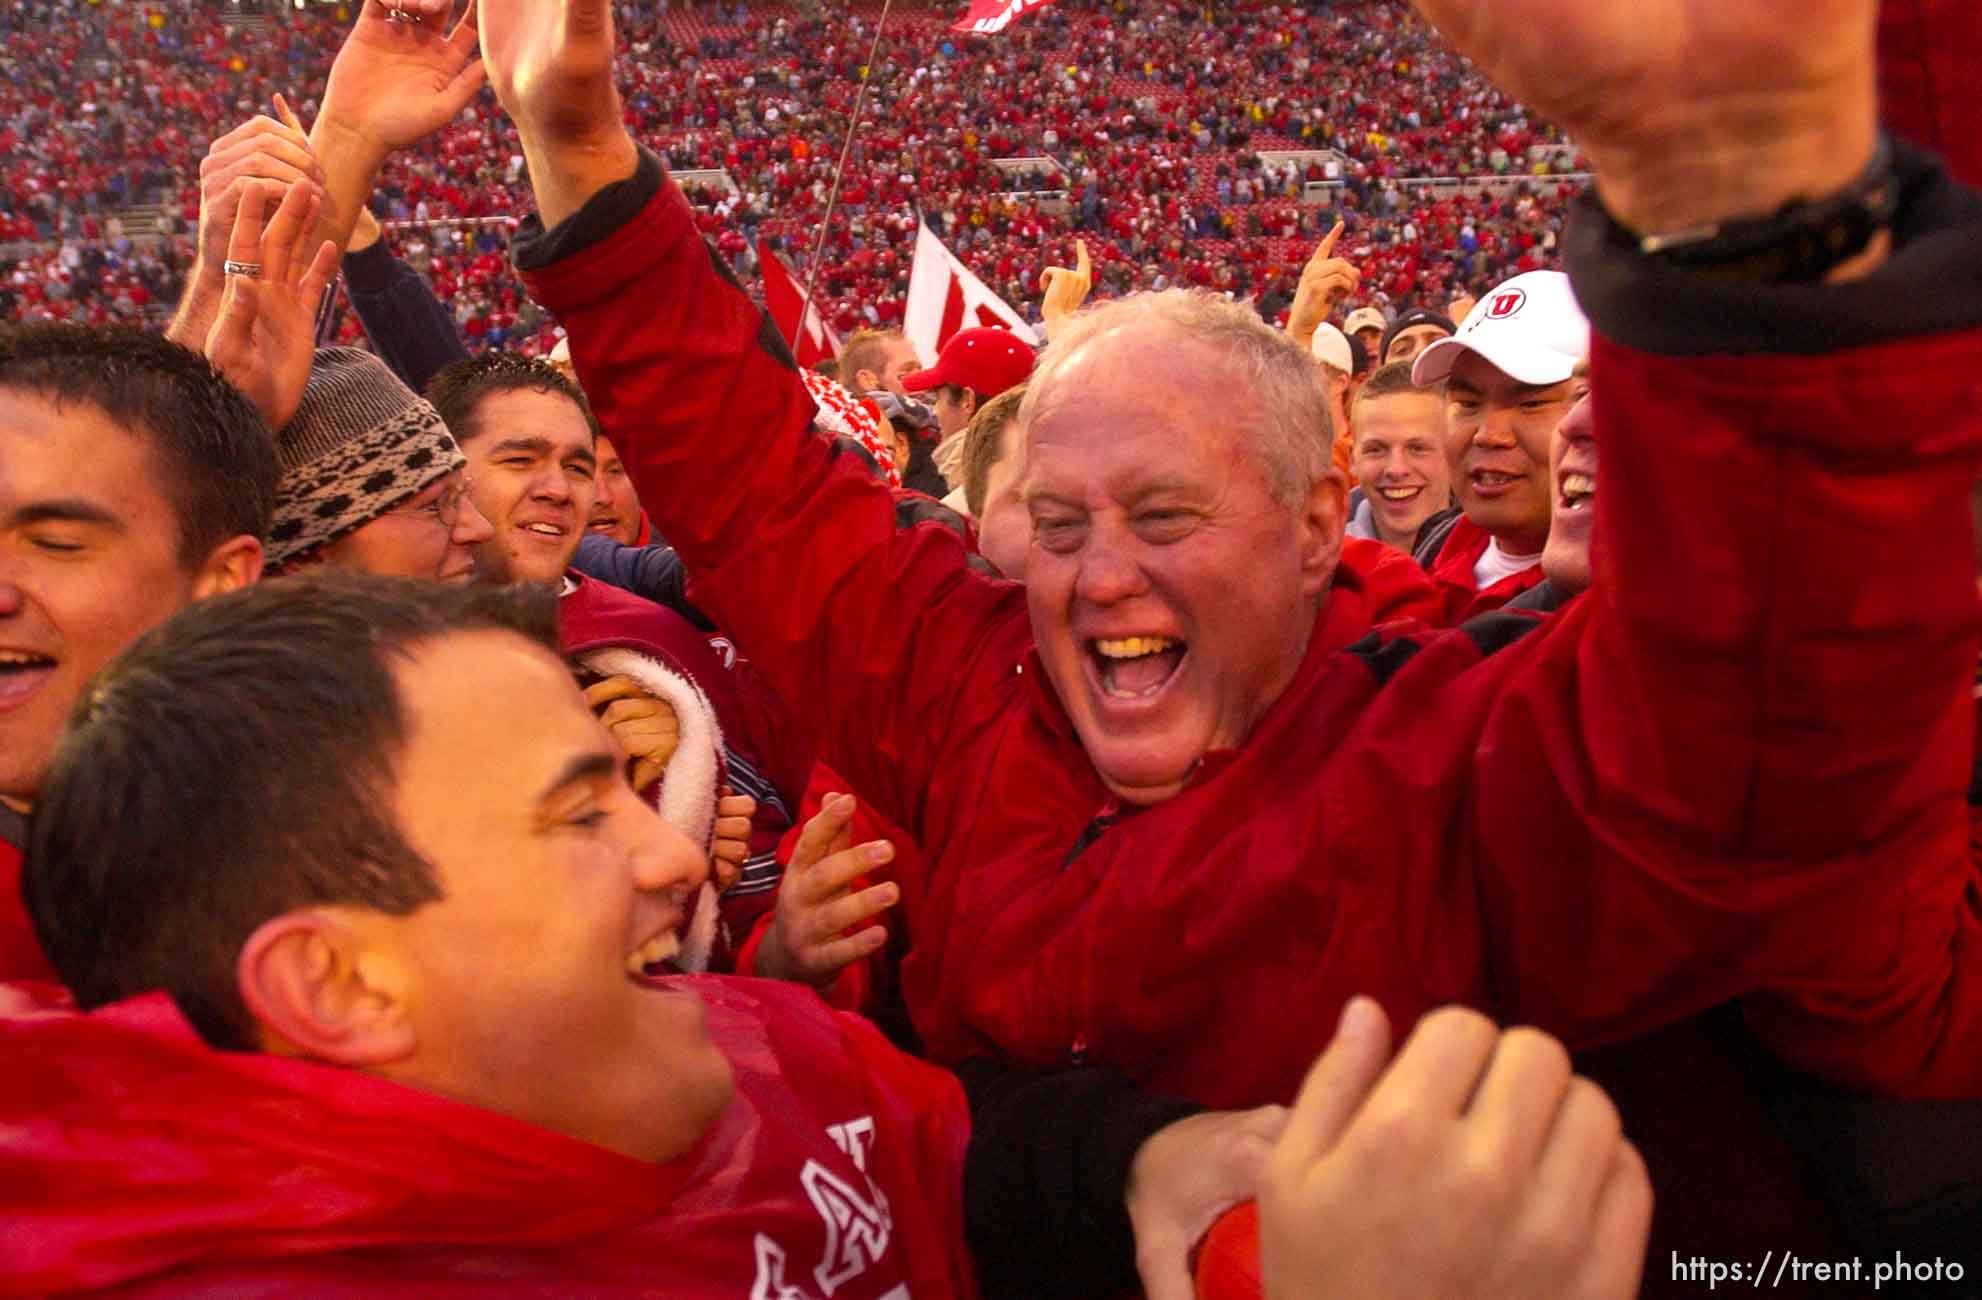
[{"xmin": 2, "ymin": 0, "xmax": 1581, "ymax": 346}]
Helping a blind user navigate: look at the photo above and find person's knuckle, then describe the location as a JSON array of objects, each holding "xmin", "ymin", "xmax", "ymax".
[{"xmin": 1450, "ymin": 1135, "xmax": 1515, "ymax": 1207}]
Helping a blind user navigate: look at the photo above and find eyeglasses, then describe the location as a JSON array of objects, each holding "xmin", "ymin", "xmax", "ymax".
[{"xmin": 388, "ymin": 476, "xmax": 476, "ymax": 529}]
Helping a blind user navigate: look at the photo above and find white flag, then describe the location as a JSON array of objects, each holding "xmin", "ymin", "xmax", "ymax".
[{"xmin": 903, "ymin": 219, "xmax": 1040, "ymax": 366}]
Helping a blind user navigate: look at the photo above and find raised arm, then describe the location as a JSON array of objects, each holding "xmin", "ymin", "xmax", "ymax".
[
  {"xmin": 1401, "ymin": 0, "xmax": 1982, "ymax": 1093},
  {"xmin": 482, "ymin": 0, "xmax": 1030, "ymax": 834}
]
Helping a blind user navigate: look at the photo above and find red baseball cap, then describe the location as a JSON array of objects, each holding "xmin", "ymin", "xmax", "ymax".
[{"xmin": 902, "ymin": 327, "xmax": 1036, "ymax": 399}]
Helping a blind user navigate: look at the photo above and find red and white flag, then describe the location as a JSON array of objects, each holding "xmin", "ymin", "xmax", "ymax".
[
  {"xmin": 903, "ymin": 219, "xmax": 1040, "ymax": 366},
  {"xmin": 950, "ymin": 0, "xmax": 1057, "ymax": 34},
  {"xmin": 758, "ymin": 241, "xmax": 841, "ymax": 368}
]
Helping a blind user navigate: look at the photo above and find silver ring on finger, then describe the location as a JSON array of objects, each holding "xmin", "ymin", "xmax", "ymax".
[{"xmin": 222, "ymin": 259, "xmax": 264, "ymax": 280}]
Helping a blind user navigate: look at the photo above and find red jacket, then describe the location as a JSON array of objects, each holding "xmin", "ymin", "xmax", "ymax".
[
  {"xmin": 0, "ymin": 837, "xmax": 58, "ymax": 985},
  {"xmin": 0, "ymin": 979, "xmax": 975, "ymax": 1299},
  {"xmin": 1424, "ymin": 514, "xmax": 1549, "ymax": 621},
  {"xmin": 521, "ymin": 153, "xmax": 1982, "ymax": 1104}
]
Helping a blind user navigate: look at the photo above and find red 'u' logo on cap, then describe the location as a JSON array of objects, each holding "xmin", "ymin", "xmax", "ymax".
[{"xmin": 1487, "ymin": 289, "xmax": 1527, "ymax": 320}]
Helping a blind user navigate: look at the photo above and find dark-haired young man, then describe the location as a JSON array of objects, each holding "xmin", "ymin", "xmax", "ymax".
[
  {"xmin": 5, "ymin": 573, "xmax": 977, "ymax": 1297},
  {"xmin": 0, "ymin": 572, "xmax": 1642, "ymax": 1300},
  {"xmin": 0, "ymin": 323, "xmax": 274, "ymax": 983},
  {"xmin": 429, "ymin": 352, "xmax": 808, "ymax": 965}
]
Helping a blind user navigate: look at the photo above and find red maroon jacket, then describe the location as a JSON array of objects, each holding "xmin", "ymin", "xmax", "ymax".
[
  {"xmin": 519, "ymin": 145, "xmax": 1982, "ymax": 1105},
  {"xmin": 1422, "ymin": 513, "xmax": 1549, "ymax": 621},
  {"xmin": 0, "ymin": 979, "xmax": 974, "ymax": 1299},
  {"xmin": 0, "ymin": 823, "xmax": 57, "ymax": 984}
]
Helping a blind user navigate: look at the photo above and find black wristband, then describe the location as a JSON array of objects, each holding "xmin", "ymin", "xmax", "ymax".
[{"xmin": 1631, "ymin": 135, "xmax": 1898, "ymax": 283}]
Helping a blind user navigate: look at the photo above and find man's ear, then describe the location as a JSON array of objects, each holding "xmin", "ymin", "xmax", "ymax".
[
  {"xmin": 191, "ymin": 533, "xmax": 264, "ymax": 599},
  {"xmin": 854, "ymin": 368, "xmax": 881, "ymax": 393},
  {"xmin": 1298, "ymin": 468, "xmax": 1350, "ymax": 603},
  {"xmin": 236, "ymin": 911, "xmax": 417, "ymax": 1067},
  {"xmin": 962, "ymin": 388, "xmax": 979, "ymax": 420}
]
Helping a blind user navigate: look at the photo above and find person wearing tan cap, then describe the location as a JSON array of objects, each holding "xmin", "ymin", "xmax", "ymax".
[{"xmin": 1343, "ymin": 306, "xmax": 1388, "ymax": 356}]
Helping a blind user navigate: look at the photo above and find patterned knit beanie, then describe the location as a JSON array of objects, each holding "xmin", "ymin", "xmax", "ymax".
[{"xmin": 265, "ymin": 348, "xmax": 466, "ymax": 570}]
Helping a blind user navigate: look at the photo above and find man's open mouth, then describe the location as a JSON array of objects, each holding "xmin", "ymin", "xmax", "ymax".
[
  {"xmin": 520, "ymin": 521, "xmax": 569, "ymax": 539},
  {"xmin": 1089, "ymin": 635, "xmax": 1187, "ymax": 701},
  {"xmin": 0, "ymin": 650, "xmax": 56, "ymax": 705},
  {"xmin": 1558, "ymin": 470, "xmax": 1596, "ymax": 512},
  {"xmin": 1376, "ymin": 484, "xmax": 1424, "ymax": 504},
  {"xmin": 586, "ymin": 516, "xmax": 619, "ymax": 535},
  {"xmin": 625, "ymin": 928, "xmax": 684, "ymax": 983}
]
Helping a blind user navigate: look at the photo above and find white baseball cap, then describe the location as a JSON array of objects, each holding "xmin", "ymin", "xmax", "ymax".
[
  {"xmin": 1344, "ymin": 307, "xmax": 1388, "ymax": 337},
  {"xmin": 1309, "ymin": 322, "xmax": 1353, "ymax": 374},
  {"xmin": 1411, "ymin": 271, "xmax": 1589, "ymax": 388}
]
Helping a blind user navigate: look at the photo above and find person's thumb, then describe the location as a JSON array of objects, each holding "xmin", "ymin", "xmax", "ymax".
[{"xmin": 1134, "ymin": 1219, "xmax": 1196, "ymax": 1300}]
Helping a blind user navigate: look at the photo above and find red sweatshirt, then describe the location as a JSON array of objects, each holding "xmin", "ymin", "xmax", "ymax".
[
  {"xmin": 0, "ymin": 979, "xmax": 975, "ymax": 1299},
  {"xmin": 519, "ymin": 146, "xmax": 1982, "ymax": 1104}
]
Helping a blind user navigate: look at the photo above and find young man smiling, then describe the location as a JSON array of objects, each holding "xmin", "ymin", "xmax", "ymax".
[
  {"xmin": 1345, "ymin": 361, "xmax": 1454, "ymax": 554},
  {"xmin": 5, "ymin": 575, "xmax": 975, "ymax": 1297},
  {"xmin": 0, "ymin": 324, "xmax": 273, "ymax": 983},
  {"xmin": 1408, "ymin": 270, "xmax": 1590, "ymax": 619},
  {"xmin": 429, "ymin": 352, "xmax": 809, "ymax": 966}
]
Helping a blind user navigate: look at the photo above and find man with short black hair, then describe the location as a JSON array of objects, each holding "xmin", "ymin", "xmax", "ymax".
[
  {"xmin": 430, "ymin": 351, "xmax": 809, "ymax": 967},
  {"xmin": 0, "ymin": 322, "xmax": 274, "ymax": 982},
  {"xmin": 7, "ymin": 571, "xmax": 976, "ymax": 1296}
]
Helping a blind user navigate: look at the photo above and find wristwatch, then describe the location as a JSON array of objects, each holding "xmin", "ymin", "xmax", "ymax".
[{"xmin": 1632, "ymin": 135, "xmax": 1898, "ymax": 283}]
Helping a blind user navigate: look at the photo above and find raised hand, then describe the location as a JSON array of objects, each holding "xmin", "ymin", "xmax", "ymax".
[
  {"xmin": 166, "ymin": 101, "xmax": 326, "ymax": 348},
  {"xmin": 318, "ymin": 0, "xmax": 485, "ymax": 155},
  {"xmin": 1258, "ymin": 1001, "xmax": 1651, "ymax": 1300},
  {"xmin": 1284, "ymin": 222, "xmax": 1359, "ymax": 351},
  {"xmin": 1408, "ymin": 0, "xmax": 1879, "ymax": 233},
  {"xmin": 1039, "ymin": 239, "xmax": 1093, "ymax": 341},
  {"xmin": 203, "ymin": 180, "xmax": 340, "ymax": 432},
  {"xmin": 478, "ymin": 0, "xmax": 636, "ymax": 227},
  {"xmin": 754, "ymin": 794, "xmax": 898, "ymax": 989}
]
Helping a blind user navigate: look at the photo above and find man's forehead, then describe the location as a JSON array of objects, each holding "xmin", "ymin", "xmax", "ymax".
[
  {"xmin": 0, "ymin": 387, "xmax": 166, "ymax": 511},
  {"xmin": 474, "ymin": 388, "xmax": 593, "ymax": 444},
  {"xmin": 396, "ymin": 629, "xmax": 586, "ymax": 743}
]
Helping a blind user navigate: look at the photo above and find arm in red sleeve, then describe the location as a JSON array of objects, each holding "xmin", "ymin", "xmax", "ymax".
[
  {"xmin": 515, "ymin": 150, "xmax": 1030, "ymax": 848},
  {"xmin": 1452, "ymin": 143, "xmax": 1982, "ymax": 1095}
]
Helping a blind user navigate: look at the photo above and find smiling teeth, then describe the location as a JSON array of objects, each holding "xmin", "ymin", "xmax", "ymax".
[
  {"xmin": 1377, "ymin": 487, "xmax": 1421, "ymax": 501},
  {"xmin": 0, "ymin": 651, "xmax": 54, "ymax": 666},
  {"xmin": 624, "ymin": 930, "xmax": 680, "ymax": 976},
  {"xmin": 1095, "ymin": 636, "xmax": 1177, "ymax": 659},
  {"xmin": 523, "ymin": 523, "xmax": 565, "ymax": 536},
  {"xmin": 1561, "ymin": 473, "xmax": 1595, "ymax": 497}
]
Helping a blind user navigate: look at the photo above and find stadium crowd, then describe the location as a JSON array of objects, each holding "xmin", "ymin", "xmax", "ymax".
[
  {"xmin": 2, "ymin": 0, "xmax": 1981, "ymax": 1296},
  {"xmin": 3, "ymin": 0, "xmax": 1580, "ymax": 347}
]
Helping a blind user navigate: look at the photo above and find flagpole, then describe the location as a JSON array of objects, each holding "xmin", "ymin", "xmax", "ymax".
[{"xmin": 788, "ymin": 0, "xmax": 895, "ymax": 356}]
